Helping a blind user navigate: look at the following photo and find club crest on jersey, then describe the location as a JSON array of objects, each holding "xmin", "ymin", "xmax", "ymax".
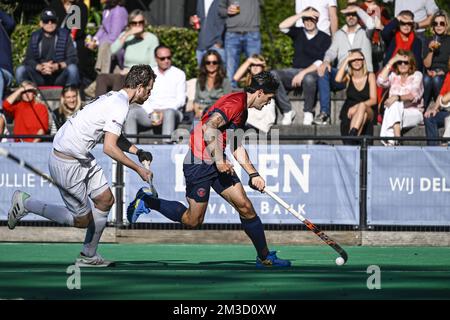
[{"xmin": 197, "ymin": 188, "xmax": 206, "ymax": 198}]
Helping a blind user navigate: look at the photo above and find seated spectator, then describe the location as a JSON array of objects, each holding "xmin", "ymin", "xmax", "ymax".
[
  {"xmin": 317, "ymin": 3, "xmax": 374, "ymax": 125},
  {"xmin": 84, "ymin": 0, "xmax": 128, "ymax": 96},
  {"xmin": 15, "ymin": 9, "xmax": 79, "ymax": 88},
  {"xmin": 50, "ymin": 85, "xmax": 82, "ymax": 134},
  {"xmin": 424, "ymin": 57, "xmax": 450, "ymax": 146},
  {"xmin": 274, "ymin": 7, "xmax": 331, "ymax": 125},
  {"xmin": 335, "ymin": 49, "xmax": 377, "ymax": 144},
  {"xmin": 377, "ymin": 50, "xmax": 424, "ymax": 146},
  {"xmin": 0, "ymin": 111, "xmax": 10, "ymax": 143},
  {"xmin": 125, "ymin": 45, "xmax": 186, "ymax": 143},
  {"xmin": 423, "ymin": 10, "xmax": 450, "ymax": 109},
  {"xmin": 381, "ymin": 10, "xmax": 423, "ymax": 72},
  {"xmin": 50, "ymin": 0, "xmax": 96, "ymax": 87},
  {"xmin": 95, "ymin": 10, "xmax": 159, "ymax": 96},
  {"xmin": 0, "ymin": 10, "xmax": 15, "ymax": 103},
  {"xmin": 234, "ymin": 54, "xmax": 276, "ymax": 133},
  {"xmin": 87, "ymin": 0, "xmax": 128, "ymax": 68},
  {"xmin": 2, "ymin": 81, "xmax": 49, "ymax": 143},
  {"xmin": 193, "ymin": 50, "xmax": 231, "ymax": 120}
]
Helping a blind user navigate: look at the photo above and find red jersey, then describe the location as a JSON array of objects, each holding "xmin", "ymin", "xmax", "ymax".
[
  {"xmin": 2, "ymin": 100, "xmax": 49, "ymax": 142},
  {"xmin": 190, "ymin": 92, "xmax": 248, "ymax": 161},
  {"xmin": 440, "ymin": 72, "xmax": 450, "ymax": 96}
]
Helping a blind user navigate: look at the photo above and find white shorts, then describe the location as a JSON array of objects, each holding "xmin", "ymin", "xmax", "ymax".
[{"xmin": 48, "ymin": 151, "xmax": 109, "ymax": 216}]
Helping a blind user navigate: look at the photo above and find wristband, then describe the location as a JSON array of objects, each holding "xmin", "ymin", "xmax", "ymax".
[{"xmin": 248, "ymin": 172, "xmax": 260, "ymax": 191}]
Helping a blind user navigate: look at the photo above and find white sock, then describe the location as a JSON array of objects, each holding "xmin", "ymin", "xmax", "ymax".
[
  {"xmin": 82, "ymin": 206, "xmax": 109, "ymax": 257},
  {"xmin": 24, "ymin": 198, "xmax": 74, "ymax": 226}
]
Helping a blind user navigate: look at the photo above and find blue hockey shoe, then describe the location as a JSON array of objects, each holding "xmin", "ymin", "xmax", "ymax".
[
  {"xmin": 126, "ymin": 187, "xmax": 155, "ymax": 223},
  {"xmin": 256, "ymin": 251, "xmax": 291, "ymax": 268}
]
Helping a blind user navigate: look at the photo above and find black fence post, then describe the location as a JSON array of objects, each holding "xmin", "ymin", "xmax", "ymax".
[
  {"xmin": 359, "ymin": 137, "xmax": 368, "ymax": 231},
  {"xmin": 115, "ymin": 162, "xmax": 124, "ymax": 226}
]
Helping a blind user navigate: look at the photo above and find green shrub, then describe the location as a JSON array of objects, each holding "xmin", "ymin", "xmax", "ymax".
[{"xmin": 10, "ymin": 0, "xmax": 450, "ymax": 80}]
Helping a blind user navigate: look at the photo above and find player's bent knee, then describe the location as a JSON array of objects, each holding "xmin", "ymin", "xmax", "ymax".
[{"xmin": 236, "ymin": 199, "xmax": 255, "ymax": 216}]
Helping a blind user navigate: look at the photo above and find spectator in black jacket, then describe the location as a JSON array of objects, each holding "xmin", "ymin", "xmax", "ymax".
[
  {"xmin": 0, "ymin": 10, "xmax": 15, "ymax": 102},
  {"xmin": 15, "ymin": 9, "xmax": 79, "ymax": 87}
]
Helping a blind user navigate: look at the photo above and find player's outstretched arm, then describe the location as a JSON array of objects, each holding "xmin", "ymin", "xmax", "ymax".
[
  {"xmin": 117, "ymin": 134, "xmax": 153, "ymax": 164},
  {"xmin": 103, "ymin": 132, "xmax": 151, "ymax": 182}
]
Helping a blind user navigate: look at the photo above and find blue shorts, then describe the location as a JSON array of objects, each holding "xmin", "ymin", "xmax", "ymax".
[{"xmin": 183, "ymin": 152, "xmax": 241, "ymax": 202}]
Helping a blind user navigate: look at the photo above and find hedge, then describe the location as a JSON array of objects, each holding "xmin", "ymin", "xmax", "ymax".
[{"xmin": 10, "ymin": 0, "xmax": 450, "ymax": 80}]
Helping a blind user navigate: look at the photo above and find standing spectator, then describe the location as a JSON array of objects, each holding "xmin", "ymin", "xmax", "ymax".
[
  {"xmin": 382, "ymin": 10, "xmax": 424, "ymax": 71},
  {"xmin": 50, "ymin": 0, "xmax": 96, "ymax": 88},
  {"xmin": 316, "ymin": 4, "xmax": 375, "ymax": 125},
  {"xmin": 423, "ymin": 10, "xmax": 450, "ymax": 109},
  {"xmin": 190, "ymin": 0, "xmax": 226, "ymax": 66},
  {"xmin": 125, "ymin": 45, "xmax": 186, "ymax": 143},
  {"xmin": 294, "ymin": 0, "xmax": 338, "ymax": 36},
  {"xmin": 383, "ymin": 0, "xmax": 439, "ymax": 56},
  {"xmin": 94, "ymin": 10, "xmax": 159, "ymax": 96},
  {"xmin": 194, "ymin": 50, "xmax": 231, "ymax": 120},
  {"xmin": 0, "ymin": 10, "xmax": 15, "ymax": 103},
  {"xmin": 353, "ymin": 0, "xmax": 391, "ymax": 72},
  {"xmin": 50, "ymin": 85, "xmax": 82, "ymax": 134},
  {"xmin": 219, "ymin": 0, "xmax": 261, "ymax": 87},
  {"xmin": 2, "ymin": 81, "xmax": 49, "ymax": 143},
  {"xmin": 335, "ymin": 49, "xmax": 377, "ymax": 144},
  {"xmin": 15, "ymin": 9, "xmax": 79, "ymax": 87},
  {"xmin": 377, "ymin": 50, "xmax": 424, "ymax": 146},
  {"xmin": 233, "ymin": 54, "xmax": 276, "ymax": 133},
  {"xmin": 424, "ymin": 57, "xmax": 450, "ymax": 146},
  {"xmin": 274, "ymin": 8, "xmax": 331, "ymax": 125}
]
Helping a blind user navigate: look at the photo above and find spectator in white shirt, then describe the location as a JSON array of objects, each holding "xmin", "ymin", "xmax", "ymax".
[{"xmin": 124, "ymin": 45, "xmax": 186, "ymax": 143}]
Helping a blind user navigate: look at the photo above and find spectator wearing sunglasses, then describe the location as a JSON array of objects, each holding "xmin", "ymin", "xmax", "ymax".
[
  {"xmin": 15, "ymin": 9, "xmax": 79, "ymax": 87},
  {"xmin": 94, "ymin": 10, "xmax": 159, "ymax": 96},
  {"xmin": 381, "ymin": 10, "xmax": 423, "ymax": 71},
  {"xmin": 125, "ymin": 45, "xmax": 186, "ymax": 143},
  {"xmin": 423, "ymin": 10, "xmax": 450, "ymax": 109},
  {"xmin": 377, "ymin": 50, "xmax": 424, "ymax": 146},
  {"xmin": 2, "ymin": 81, "xmax": 49, "ymax": 143},
  {"xmin": 316, "ymin": 4, "xmax": 375, "ymax": 125},
  {"xmin": 383, "ymin": 0, "xmax": 439, "ymax": 56},
  {"xmin": 273, "ymin": 7, "xmax": 331, "ymax": 126},
  {"xmin": 193, "ymin": 50, "xmax": 231, "ymax": 120}
]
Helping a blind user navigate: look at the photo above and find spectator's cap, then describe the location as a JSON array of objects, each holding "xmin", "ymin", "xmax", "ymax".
[{"xmin": 41, "ymin": 9, "xmax": 58, "ymax": 22}]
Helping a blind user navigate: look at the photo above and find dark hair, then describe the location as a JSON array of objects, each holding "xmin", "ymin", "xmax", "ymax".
[
  {"xmin": 398, "ymin": 10, "xmax": 415, "ymax": 20},
  {"xmin": 124, "ymin": 64, "xmax": 156, "ymax": 89},
  {"xmin": 197, "ymin": 50, "xmax": 226, "ymax": 91},
  {"xmin": 303, "ymin": 6, "xmax": 319, "ymax": 13},
  {"xmin": 105, "ymin": 0, "xmax": 125, "ymax": 9},
  {"xmin": 154, "ymin": 44, "xmax": 171, "ymax": 58},
  {"xmin": 245, "ymin": 71, "xmax": 279, "ymax": 94}
]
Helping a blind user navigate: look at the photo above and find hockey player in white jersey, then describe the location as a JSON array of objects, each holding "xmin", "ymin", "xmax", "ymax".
[{"xmin": 7, "ymin": 65, "xmax": 156, "ymax": 267}]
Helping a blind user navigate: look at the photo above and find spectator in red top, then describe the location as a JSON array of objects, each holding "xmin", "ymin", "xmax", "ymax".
[
  {"xmin": 2, "ymin": 81, "xmax": 49, "ymax": 142},
  {"xmin": 424, "ymin": 57, "xmax": 450, "ymax": 146}
]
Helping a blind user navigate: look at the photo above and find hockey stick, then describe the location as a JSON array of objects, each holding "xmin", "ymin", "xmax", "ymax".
[
  {"xmin": 0, "ymin": 147, "xmax": 83, "ymax": 205},
  {"xmin": 264, "ymin": 189, "xmax": 348, "ymax": 264},
  {"xmin": 142, "ymin": 160, "xmax": 158, "ymax": 198}
]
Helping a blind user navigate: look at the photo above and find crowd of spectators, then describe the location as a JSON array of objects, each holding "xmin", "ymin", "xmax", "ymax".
[{"xmin": 0, "ymin": 0, "xmax": 449, "ymax": 146}]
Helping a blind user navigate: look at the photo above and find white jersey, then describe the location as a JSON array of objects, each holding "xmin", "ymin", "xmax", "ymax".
[{"xmin": 53, "ymin": 90, "xmax": 129, "ymax": 160}]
